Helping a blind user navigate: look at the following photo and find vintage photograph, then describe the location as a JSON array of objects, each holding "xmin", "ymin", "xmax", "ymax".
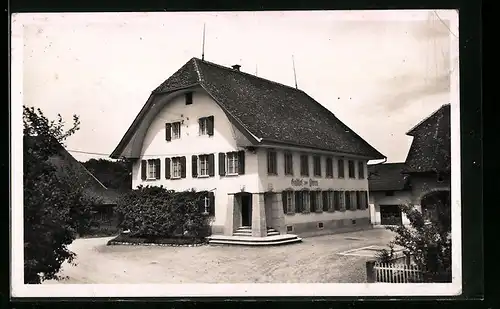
[{"xmin": 11, "ymin": 9, "xmax": 460, "ymax": 297}]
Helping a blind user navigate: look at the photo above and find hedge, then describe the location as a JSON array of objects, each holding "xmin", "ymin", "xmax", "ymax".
[{"xmin": 114, "ymin": 186, "xmax": 213, "ymax": 241}]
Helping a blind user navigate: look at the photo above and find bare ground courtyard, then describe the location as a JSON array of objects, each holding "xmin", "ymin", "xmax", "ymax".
[{"xmin": 44, "ymin": 229, "xmax": 396, "ymax": 284}]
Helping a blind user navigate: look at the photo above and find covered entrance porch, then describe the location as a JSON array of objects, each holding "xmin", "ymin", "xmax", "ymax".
[{"xmin": 207, "ymin": 192, "xmax": 302, "ymax": 246}]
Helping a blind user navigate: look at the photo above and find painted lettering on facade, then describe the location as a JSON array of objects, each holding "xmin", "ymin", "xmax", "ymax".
[{"xmin": 291, "ymin": 178, "xmax": 319, "ymax": 187}]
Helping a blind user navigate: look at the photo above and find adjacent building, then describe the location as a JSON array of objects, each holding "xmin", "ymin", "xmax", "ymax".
[
  {"xmin": 110, "ymin": 57, "xmax": 385, "ymax": 240},
  {"xmin": 368, "ymin": 104, "xmax": 451, "ymax": 226}
]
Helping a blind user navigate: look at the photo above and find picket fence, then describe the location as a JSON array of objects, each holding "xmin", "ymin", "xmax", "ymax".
[{"xmin": 373, "ymin": 262, "xmax": 424, "ymax": 283}]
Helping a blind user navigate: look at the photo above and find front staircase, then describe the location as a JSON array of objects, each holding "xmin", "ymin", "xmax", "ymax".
[{"xmin": 207, "ymin": 226, "xmax": 302, "ymax": 246}]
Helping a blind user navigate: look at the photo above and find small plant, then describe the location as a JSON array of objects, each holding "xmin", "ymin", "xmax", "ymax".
[{"xmin": 376, "ymin": 242, "xmax": 396, "ymax": 263}]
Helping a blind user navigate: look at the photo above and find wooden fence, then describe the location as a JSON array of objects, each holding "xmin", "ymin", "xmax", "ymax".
[{"xmin": 366, "ymin": 260, "xmax": 425, "ymax": 283}]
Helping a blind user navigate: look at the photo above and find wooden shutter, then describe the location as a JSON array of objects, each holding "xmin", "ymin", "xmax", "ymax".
[
  {"xmin": 180, "ymin": 156, "xmax": 187, "ymax": 178},
  {"xmin": 155, "ymin": 159, "xmax": 161, "ymax": 179},
  {"xmin": 209, "ymin": 191, "xmax": 215, "ymax": 216},
  {"xmin": 141, "ymin": 160, "xmax": 147, "ymax": 180},
  {"xmin": 165, "ymin": 158, "xmax": 171, "ymax": 179},
  {"xmin": 207, "ymin": 115, "xmax": 214, "ymax": 136},
  {"xmin": 322, "ymin": 191, "xmax": 329, "ymax": 211},
  {"xmin": 295, "ymin": 191, "xmax": 301, "ymax": 213},
  {"xmin": 282, "ymin": 191, "xmax": 288, "ymax": 214},
  {"xmin": 208, "ymin": 154, "xmax": 215, "ymax": 177},
  {"xmin": 192, "ymin": 155, "xmax": 198, "ymax": 178},
  {"xmin": 218, "ymin": 153, "xmax": 226, "ymax": 176},
  {"xmin": 238, "ymin": 150, "xmax": 245, "ymax": 175},
  {"xmin": 165, "ymin": 123, "xmax": 172, "ymax": 141}
]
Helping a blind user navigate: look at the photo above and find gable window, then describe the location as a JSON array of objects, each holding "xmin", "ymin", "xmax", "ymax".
[
  {"xmin": 185, "ymin": 92, "xmax": 193, "ymax": 105},
  {"xmin": 200, "ymin": 192, "xmax": 215, "ymax": 216},
  {"xmin": 267, "ymin": 150, "xmax": 278, "ymax": 175},
  {"xmin": 199, "ymin": 155, "xmax": 209, "ymax": 176},
  {"xmin": 141, "ymin": 159, "xmax": 161, "ymax": 180},
  {"xmin": 284, "ymin": 152, "xmax": 293, "ymax": 176},
  {"xmin": 300, "ymin": 155, "xmax": 309, "ymax": 176},
  {"xmin": 192, "ymin": 154, "xmax": 215, "ymax": 178},
  {"xmin": 326, "ymin": 157, "xmax": 334, "ymax": 178},
  {"xmin": 227, "ymin": 152, "xmax": 239, "ymax": 175},
  {"xmin": 199, "ymin": 116, "xmax": 214, "ymax": 136},
  {"xmin": 171, "ymin": 157, "xmax": 182, "ymax": 179},
  {"xmin": 348, "ymin": 160, "xmax": 356, "ymax": 178},
  {"xmin": 338, "ymin": 159, "xmax": 345, "ymax": 178},
  {"xmin": 171, "ymin": 122, "xmax": 181, "ymax": 140},
  {"xmin": 313, "ymin": 156, "xmax": 321, "ymax": 177},
  {"xmin": 282, "ymin": 190, "xmax": 295, "ymax": 214},
  {"xmin": 358, "ymin": 161, "xmax": 365, "ymax": 179},
  {"xmin": 219, "ymin": 151, "xmax": 245, "ymax": 176}
]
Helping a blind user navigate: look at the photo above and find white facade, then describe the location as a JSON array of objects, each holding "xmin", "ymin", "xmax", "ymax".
[{"xmin": 131, "ymin": 89, "xmax": 374, "ymax": 236}]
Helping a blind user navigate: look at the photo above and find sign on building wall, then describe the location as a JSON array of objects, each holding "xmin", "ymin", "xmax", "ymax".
[{"xmin": 291, "ymin": 178, "xmax": 319, "ymax": 187}]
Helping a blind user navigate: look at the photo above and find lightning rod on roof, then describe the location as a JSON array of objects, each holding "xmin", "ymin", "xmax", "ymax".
[
  {"xmin": 292, "ymin": 55, "xmax": 298, "ymax": 89},
  {"xmin": 255, "ymin": 64, "xmax": 258, "ymax": 76},
  {"xmin": 201, "ymin": 23, "xmax": 206, "ymax": 61}
]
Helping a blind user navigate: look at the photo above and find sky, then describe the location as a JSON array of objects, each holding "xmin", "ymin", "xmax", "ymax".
[{"xmin": 16, "ymin": 10, "xmax": 458, "ymax": 163}]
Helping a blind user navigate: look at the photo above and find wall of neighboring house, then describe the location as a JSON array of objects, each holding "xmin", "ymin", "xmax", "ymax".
[
  {"xmin": 408, "ymin": 174, "xmax": 451, "ymax": 208},
  {"xmin": 368, "ymin": 191, "xmax": 412, "ymax": 226},
  {"xmin": 256, "ymin": 147, "xmax": 372, "ymax": 236},
  {"xmin": 132, "ymin": 90, "xmax": 260, "ymax": 233}
]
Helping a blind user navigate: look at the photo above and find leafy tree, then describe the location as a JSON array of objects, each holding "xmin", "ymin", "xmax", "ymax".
[
  {"xmin": 23, "ymin": 106, "xmax": 98, "ymax": 283},
  {"xmin": 385, "ymin": 193, "xmax": 452, "ymax": 282},
  {"xmin": 81, "ymin": 158, "xmax": 132, "ymax": 191}
]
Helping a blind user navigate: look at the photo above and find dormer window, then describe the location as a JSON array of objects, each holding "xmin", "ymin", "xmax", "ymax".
[{"xmin": 185, "ymin": 92, "xmax": 193, "ymax": 105}]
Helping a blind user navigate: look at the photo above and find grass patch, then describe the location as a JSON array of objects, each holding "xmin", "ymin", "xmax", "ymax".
[{"xmin": 107, "ymin": 233, "xmax": 208, "ymax": 246}]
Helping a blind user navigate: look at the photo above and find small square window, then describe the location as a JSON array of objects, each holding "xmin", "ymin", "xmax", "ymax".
[
  {"xmin": 318, "ymin": 222, "xmax": 324, "ymax": 229},
  {"xmin": 286, "ymin": 225, "xmax": 293, "ymax": 232},
  {"xmin": 185, "ymin": 92, "xmax": 193, "ymax": 105}
]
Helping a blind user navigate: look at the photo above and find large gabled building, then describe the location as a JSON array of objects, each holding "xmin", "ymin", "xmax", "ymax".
[{"xmin": 111, "ymin": 57, "xmax": 385, "ymax": 241}]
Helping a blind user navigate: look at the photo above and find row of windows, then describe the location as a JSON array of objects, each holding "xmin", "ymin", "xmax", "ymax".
[
  {"xmin": 282, "ymin": 190, "xmax": 368, "ymax": 214},
  {"xmin": 140, "ymin": 151, "xmax": 246, "ymax": 180},
  {"xmin": 165, "ymin": 115, "xmax": 214, "ymax": 141},
  {"xmin": 267, "ymin": 150, "xmax": 365, "ymax": 179}
]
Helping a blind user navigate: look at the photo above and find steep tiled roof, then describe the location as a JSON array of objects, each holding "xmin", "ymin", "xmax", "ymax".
[
  {"xmin": 403, "ymin": 104, "xmax": 451, "ymax": 173},
  {"xmin": 368, "ymin": 163, "xmax": 410, "ymax": 191},
  {"xmin": 26, "ymin": 137, "xmax": 120, "ymax": 205},
  {"xmin": 111, "ymin": 57, "xmax": 385, "ymax": 160}
]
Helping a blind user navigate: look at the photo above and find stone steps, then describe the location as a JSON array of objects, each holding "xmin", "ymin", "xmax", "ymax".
[
  {"xmin": 208, "ymin": 234, "xmax": 302, "ymax": 246},
  {"xmin": 233, "ymin": 226, "xmax": 280, "ymax": 237}
]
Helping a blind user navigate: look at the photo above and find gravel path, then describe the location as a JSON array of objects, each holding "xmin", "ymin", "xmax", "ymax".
[{"xmin": 44, "ymin": 229, "xmax": 396, "ymax": 284}]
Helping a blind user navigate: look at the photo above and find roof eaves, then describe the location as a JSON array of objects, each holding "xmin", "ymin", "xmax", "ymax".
[{"xmin": 111, "ymin": 84, "xmax": 201, "ymax": 159}]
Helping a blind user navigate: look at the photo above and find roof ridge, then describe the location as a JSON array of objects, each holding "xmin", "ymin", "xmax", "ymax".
[
  {"xmin": 406, "ymin": 103, "xmax": 450, "ymax": 136},
  {"xmin": 192, "ymin": 57, "xmax": 304, "ymax": 94}
]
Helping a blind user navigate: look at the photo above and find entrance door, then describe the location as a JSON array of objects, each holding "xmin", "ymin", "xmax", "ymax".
[
  {"xmin": 380, "ymin": 205, "xmax": 403, "ymax": 225},
  {"xmin": 241, "ymin": 194, "xmax": 252, "ymax": 227}
]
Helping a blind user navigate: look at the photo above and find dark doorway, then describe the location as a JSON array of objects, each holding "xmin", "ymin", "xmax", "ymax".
[
  {"xmin": 380, "ymin": 205, "xmax": 403, "ymax": 225},
  {"xmin": 240, "ymin": 193, "xmax": 252, "ymax": 227}
]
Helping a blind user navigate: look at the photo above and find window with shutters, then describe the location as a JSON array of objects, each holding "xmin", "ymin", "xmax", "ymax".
[
  {"xmin": 284, "ymin": 152, "xmax": 293, "ymax": 175},
  {"xmin": 358, "ymin": 161, "xmax": 365, "ymax": 179},
  {"xmin": 324, "ymin": 190, "xmax": 334, "ymax": 211},
  {"xmin": 311, "ymin": 191, "xmax": 322, "ymax": 212},
  {"xmin": 313, "ymin": 156, "xmax": 321, "ymax": 177},
  {"xmin": 338, "ymin": 159, "xmax": 345, "ymax": 178},
  {"xmin": 267, "ymin": 150, "xmax": 277, "ymax": 175},
  {"xmin": 199, "ymin": 155, "xmax": 209, "ymax": 177},
  {"xmin": 300, "ymin": 154, "xmax": 309, "ymax": 176},
  {"xmin": 147, "ymin": 159, "xmax": 158, "ymax": 179},
  {"xmin": 198, "ymin": 116, "xmax": 214, "ymax": 136},
  {"xmin": 172, "ymin": 122, "xmax": 181, "ymax": 139},
  {"xmin": 333, "ymin": 191, "xmax": 342, "ymax": 211},
  {"xmin": 227, "ymin": 152, "xmax": 239, "ymax": 175},
  {"xmin": 348, "ymin": 160, "xmax": 356, "ymax": 178},
  {"xmin": 344, "ymin": 191, "xmax": 352, "ymax": 210},
  {"xmin": 171, "ymin": 157, "xmax": 182, "ymax": 179},
  {"xmin": 295, "ymin": 190, "xmax": 310, "ymax": 213},
  {"xmin": 326, "ymin": 157, "xmax": 334, "ymax": 178},
  {"xmin": 282, "ymin": 190, "xmax": 295, "ymax": 214},
  {"xmin": 199, "ymin": 117, "xmax": 208, "ymax": 135},
  {"xmin": 348, "ymin": 191, "xmax": 357, "ymax": 210}
]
